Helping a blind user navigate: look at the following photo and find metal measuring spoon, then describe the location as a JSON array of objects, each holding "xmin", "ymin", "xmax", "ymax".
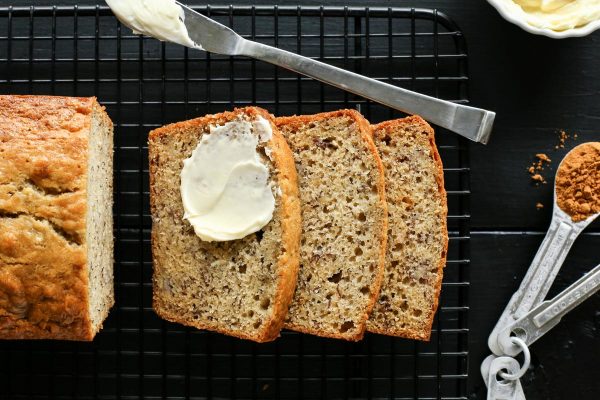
[
  {"xmin": 488, "ymin": 144, "xmax": 600, "ymax": 356},
  {"xmin": 481, "ymin": 262, "xmax": 599, "ymax": 400},
  {"xmin": 498, "ymin": 263, "xmax": 600, "ymax": 356},
  {"xmin": 481, "ymin": 355, "xmax": 526, "ymax": 400}
]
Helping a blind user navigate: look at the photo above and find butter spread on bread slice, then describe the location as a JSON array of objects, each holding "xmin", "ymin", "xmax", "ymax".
[{"xmin": 149, "ymin": 107, "xmax": 301, "ymax": 342}]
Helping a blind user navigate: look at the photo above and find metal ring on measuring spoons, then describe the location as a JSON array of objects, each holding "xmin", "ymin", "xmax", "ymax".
[{"xmin": 499, "ymin": 337, "xmax": 531, "ymax": 381}]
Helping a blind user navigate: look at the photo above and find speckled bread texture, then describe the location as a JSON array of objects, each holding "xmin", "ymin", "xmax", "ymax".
[
  {"xmin": 149, "ymin": 107, "xmax": 301, "ymax": 343},
  {"xmin": 276, "ymin": 110, "xmax": 388, "ymax": 341},
  {"xmin": 0, "ymin": 95, "xmax": 114, "ymax": 341},
  {"xmin": 367, "ymin": 116, "xmax": 448, "ymax": 341}
]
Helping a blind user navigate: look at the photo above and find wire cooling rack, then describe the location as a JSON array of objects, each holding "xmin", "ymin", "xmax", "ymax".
[{"xmin": 0, "ymin": 5, "xmax": 470, "ymax": 399}]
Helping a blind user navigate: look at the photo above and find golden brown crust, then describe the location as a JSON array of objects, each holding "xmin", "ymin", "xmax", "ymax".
[
  {"xmin": 0, "ymin": 95, "xmax": 106, "ymax": 341},
  {"xmin": 368, "ymin": 115, "xmax": 448, "ymax": 341},
  {"xmin": 149, "ymin": 107, "xmax": 301, "ymax": 343},
  {"xmin": 276, "ymin": 109, "xmax": 387, "ymax": 341},
  {"xmin": 261, "ymin": 115, "xmax": 302, "ymax": 341}
]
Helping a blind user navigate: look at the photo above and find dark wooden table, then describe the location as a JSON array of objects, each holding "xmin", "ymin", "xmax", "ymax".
[{"xmin": 18, "ymin": 1, "xmax": 600, "ymax": 399}]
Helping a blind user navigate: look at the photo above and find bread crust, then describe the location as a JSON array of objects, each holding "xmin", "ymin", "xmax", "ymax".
[
  {"xmin": 276, "ymin": 109, "xmax": 388, "ymax": 341},
  {"xmin": 149, "ymin": 107, "xmax": 301, "ymax": 343},
  {"xmin": 0, "ymin": 95, "xmax": 110, "ymax": 341},
  {"xmin": 368, "ymin": 115, "xmax": 448, "ymax": 341}
]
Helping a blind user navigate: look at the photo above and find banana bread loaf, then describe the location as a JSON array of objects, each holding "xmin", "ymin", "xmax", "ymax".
[{"xmin": 0, "ymin": 95, "xmax": 114, "ymax": 341}]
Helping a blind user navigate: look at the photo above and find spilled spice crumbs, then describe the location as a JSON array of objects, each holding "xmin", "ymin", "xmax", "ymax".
[
  {"xmin": 531, "ymin": 173, "xmax": 545, "ymax": 183},
  {"xmin": 555, "ymin": 129, "xmax": 578, "ymax": 149},
  {"xmin": 536, "ymin": 153, "xmax": 551, "ymax": 163},
  {"xmin": 527, "ymin": 129, "xmax": 579, "ymax": 210},
  {"xmin": 555, "ymin": 142, "xmax": 600, "ymax": 222},
  {"xmin": 527, "ymin": 153, "xmax": 552, "ymax": 184},
  {"xmin": 556, "ymin": 130, "xmax": 568, "ymax": 149}
]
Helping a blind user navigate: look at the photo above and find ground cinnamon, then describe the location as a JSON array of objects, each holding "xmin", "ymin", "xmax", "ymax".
[
  {"xmin": 536, "ymin": 153, "xmax": 551, "ymax": 163},
  {"xmin": 555, "ymin": 142, "xmax": 600, "ymax": 222},
  {"xmin": 528, "ymin": 155, "xmax": 551, "ymax": 184}
]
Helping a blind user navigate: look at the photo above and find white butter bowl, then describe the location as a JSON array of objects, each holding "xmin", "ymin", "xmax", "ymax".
[{"xmin": 487, "ymin": 0, "xmax": 600, "ymax": 38}]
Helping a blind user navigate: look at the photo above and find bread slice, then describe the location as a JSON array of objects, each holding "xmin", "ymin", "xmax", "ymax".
[
  {"xmin": 367, "ymin": 116, "xmax": 448, "ymax": 341},
  {"xmin": 149, "ymin": 107, "xmax": 301, "ymax": 342},
  {"xmin": 276, "ymin": 110, "xmax": 387, "ymax": 341},
  {"xmin": 0, "ymin": 95, "xmax": 114, "ymax": 340}
]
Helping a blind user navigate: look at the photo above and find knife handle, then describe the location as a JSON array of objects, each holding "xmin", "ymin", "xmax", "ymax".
[{"xmin": 241, "ymin": 40, "xmax": 495, "ymax": 144}]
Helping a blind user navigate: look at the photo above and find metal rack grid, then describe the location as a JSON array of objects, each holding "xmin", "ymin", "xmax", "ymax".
[{"xmin": 0, "ymin": 5, "xmax": 470, "ymax": 399}]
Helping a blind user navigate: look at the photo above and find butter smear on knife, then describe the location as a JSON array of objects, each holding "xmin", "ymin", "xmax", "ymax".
[{"xmin": 105, "ymin": 0, "xmax": 201, "ymax": 49}]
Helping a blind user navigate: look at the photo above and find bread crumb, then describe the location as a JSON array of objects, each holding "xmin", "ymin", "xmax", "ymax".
[
  {"xmin": 555, "ymin": 142, "xmax": 600, "ymax": 222},
  {"xmin": 536, "ymin": 202, "xmax": 544, "ymax": 210}
]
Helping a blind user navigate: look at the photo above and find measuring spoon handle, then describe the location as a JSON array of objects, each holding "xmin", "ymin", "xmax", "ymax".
[
  {"xmin": 488, "ymin": 211, "xmax": 585, "ymax": 355},
  {"xmin": 498, "ymin": 263, "xmax": 600, "ymax": 356},
  {"xmin": 533, "ymin": 263, "xmax": 600, "ymax": 328}
]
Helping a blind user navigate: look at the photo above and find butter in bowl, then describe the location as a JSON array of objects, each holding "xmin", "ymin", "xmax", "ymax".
[{"xmin": 487, "ymin": 0, "xmax": 600, "ymax": 38}]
